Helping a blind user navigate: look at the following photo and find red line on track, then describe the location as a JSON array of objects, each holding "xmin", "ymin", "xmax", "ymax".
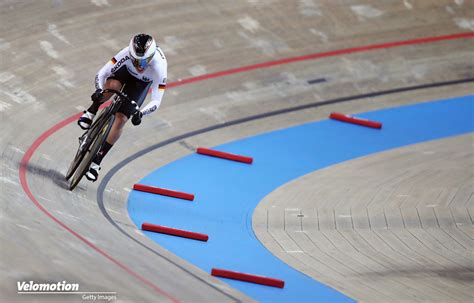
[
  {"xmin": 167, "ymin": 32, "xmax": 474, "ymax": 88},
  {"xmin": 18, "ymin": 32, "xmax": 474, "ymax": 299},
  {"xmin": 18, "ymin": 117, "xmax": 180, "ymax": 302}
]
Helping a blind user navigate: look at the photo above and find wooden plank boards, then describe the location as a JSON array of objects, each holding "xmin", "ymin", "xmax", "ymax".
[{"xmin": 253, "ymin": 135, "xmax": 474, "ymax": 302}]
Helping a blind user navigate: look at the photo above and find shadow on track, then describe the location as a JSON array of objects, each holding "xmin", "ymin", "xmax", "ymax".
[
  {"xmin": 358, "ymin": 266, "xmax": 474, "ymax": 282},
  {"xmin": 18, "ymin": 162, "xmax": 82, "ymax": 191}
]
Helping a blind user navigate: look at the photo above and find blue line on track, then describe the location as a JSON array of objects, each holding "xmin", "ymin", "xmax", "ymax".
[{"xmin": 128, "ymin": 95, "xmax": 473, "ymax": 302}]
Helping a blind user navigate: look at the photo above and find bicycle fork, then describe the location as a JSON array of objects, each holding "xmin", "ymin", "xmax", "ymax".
[{"xmin": 78, "ymin": 133, "xmax": 89, "ymax": 152}]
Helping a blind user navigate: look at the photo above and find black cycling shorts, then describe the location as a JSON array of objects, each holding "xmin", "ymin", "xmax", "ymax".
[{"xmin": 107, "ymin": 65, "xmax": 152, "ymax": 118}]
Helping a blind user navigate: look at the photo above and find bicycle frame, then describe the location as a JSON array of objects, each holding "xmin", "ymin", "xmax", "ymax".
[{"xmin": 66, "ymin": 89, "xmax": 135, "ymax": 189}]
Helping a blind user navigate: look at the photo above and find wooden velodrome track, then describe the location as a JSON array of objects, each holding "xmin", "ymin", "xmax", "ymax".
[{"xmin": 1, "ymin": 1, "xmax": 473, "ymax": 302}]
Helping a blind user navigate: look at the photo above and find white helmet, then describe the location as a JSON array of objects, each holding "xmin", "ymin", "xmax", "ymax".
[{"xmin": 129, "ymin": 34, "xmax": 156, "ymax": 71}]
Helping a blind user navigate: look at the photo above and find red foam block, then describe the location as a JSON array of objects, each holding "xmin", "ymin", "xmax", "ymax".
[
  {"xmin": 142, "ymin": 222, "xmax": 208, "ymax": 241},
  {"xmin": 329, "ymin": 112, "xmax": 382, "ymax": 129},
  {"xmin": 133, "ymin": 184, "xmax": 195, "ymax": 201},
  {"xmin": 211, "ymin": 268, "xmax": 284, "ymax": 288},
  {"xmin": 196, "ymin": 147, "xmax": 253, "ymax": 164}
]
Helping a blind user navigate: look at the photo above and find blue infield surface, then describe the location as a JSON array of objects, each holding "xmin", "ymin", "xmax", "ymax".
[{"xmin": 128, "ymin": 95, "xmax": 473, "ymax": 302}]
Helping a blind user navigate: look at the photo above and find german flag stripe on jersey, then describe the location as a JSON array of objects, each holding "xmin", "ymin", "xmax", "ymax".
[
  {"xmin": 111, "ymin": 57, "xmax": 117, "ymax": 64},
  {"xmin": 158, "ymin": 84, "xmax": 166, "ymax": 90}
]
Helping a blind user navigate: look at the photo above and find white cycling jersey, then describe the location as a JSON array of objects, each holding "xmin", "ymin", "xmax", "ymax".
[{"xmin": 95, "ymin": 46, "xmax": 167, "ymax": 116}]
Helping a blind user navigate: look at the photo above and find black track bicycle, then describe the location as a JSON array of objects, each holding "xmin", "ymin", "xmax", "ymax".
[{"xmin": 66, "ymin": 89, "xmax": 138, "ymax": 190}]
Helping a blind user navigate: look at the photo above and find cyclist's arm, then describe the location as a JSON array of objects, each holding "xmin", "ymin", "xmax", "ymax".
[
  {"xmin": 141, "ymin": 61, "xmax": 167, "ymax": 116},
  {"xmin": 95, "ymin": 47, "xmax": 128, "ymax": 90}
]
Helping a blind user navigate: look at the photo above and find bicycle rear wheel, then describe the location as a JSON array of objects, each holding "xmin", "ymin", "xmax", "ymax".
[{"xmin": 68, "ymin": 114, "xmax": 115, "ymax": 190}]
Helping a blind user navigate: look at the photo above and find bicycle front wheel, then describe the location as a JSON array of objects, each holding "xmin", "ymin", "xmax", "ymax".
[
  {"xmin": 66, "ymin": 132, "xmax": 91, "ymax": 180},
  {"xmin": 68, "ymin": 114, "xmax": 115, "ymax": 190}
]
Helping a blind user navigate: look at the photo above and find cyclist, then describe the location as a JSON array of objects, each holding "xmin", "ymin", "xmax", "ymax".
[{"xmin": 78, "ymin": 33, "xmax": 167, "ymax": 182}]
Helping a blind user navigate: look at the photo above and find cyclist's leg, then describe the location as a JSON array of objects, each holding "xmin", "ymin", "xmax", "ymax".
[
  {"xmin": 88, "ymin": 87, "xmax": 125, "ymax": 168},
  {"xmin": 87, "ymin": 79, "xmax": 122, "ymax": 115},
  {"xmin": 107, "ymin": 112, "xmax": 128, "ymax": 144},
  {"xmin": 79, "ymin": 78, "xmax": 123, "ymax": 130},
  {"xmin": 106, "ymin": 78, "xmax": 151, "ymax": 142},
  {"xmin": 86, "ymin": 75, "xmax": 150, "ymax": 181},
  {"xmin": 84, "ymin": 78, "xmax": 124, "ymax": 180},
  {"xmin": 87, "ymin": 111, "xmax": 126, "ymax": 170},
  {"xmin": 95, "ymin": 80, "xmax": 151, "ymax": 158},
  {"xmin": 84, "ymin": 65, "xmax": 128, "ymax": 120}
]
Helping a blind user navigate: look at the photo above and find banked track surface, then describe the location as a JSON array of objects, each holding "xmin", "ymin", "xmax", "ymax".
[
  {"xmin": 126, "ymin": 97, "xmax": 473, "ymax": 302},
  {"xmin": 98, "ymin": 80, "xmax": 474, "ymax": 299},
  {"xmin": 2, "ymin": 1, "xmax": 474, "ymax": 302}
]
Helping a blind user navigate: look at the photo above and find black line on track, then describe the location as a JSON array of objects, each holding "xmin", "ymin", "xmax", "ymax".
[
  {"xmin": 307, "ymin": 77, "xmax": 327, "ymax": 84},
  {"xmin": 96, "ymin": 77, "xmax": 474, "ymax": 300}
]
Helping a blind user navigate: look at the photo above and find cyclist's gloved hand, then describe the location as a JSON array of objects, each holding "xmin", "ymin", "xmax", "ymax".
[
  {"xmin": 91, "ymin": 89, "xmax": 104, "ymax": 102},
  {"xmin": 131, "ymin": 111, "xmax": 143, "ymax": 126}
]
